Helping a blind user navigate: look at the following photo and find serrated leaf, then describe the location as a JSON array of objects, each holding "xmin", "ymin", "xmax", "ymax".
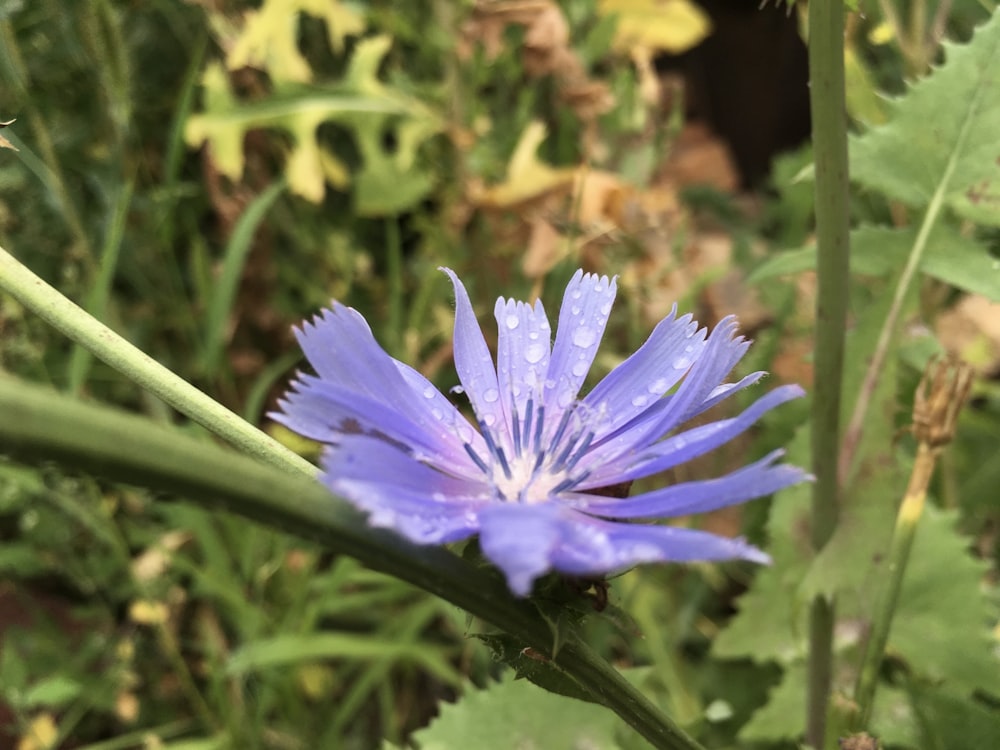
[
  {"xmin": 412, "ymin": 674, "xmax": 628, "ymax": 750},
  {"xmin": 910, "ymin": 683, "xmax": 1000, "ymax": 750},
  {"xmin": 226, "ymin": 0, "xmax": 364, "ymax": 82},
  {"xmin": 889, "ymin": 509, "xmax": 1000, "ymax": 694},
  {"xmin": 738, "ymin": 661, "xmax": 806, "ymax": 742},
  {"xmin": 851, "ymin": 12, "xmax": 1000, "ymax": 225},
  {"xmin": 749, "ymin": 224, "xmax": 1000, "ymax": 301},
  {"xmin": 475, "ymin": 633, "xmax": 595, "ymax": 704},
  {"xmin": 186, "ymin": 36, "xmax": 440, "ymax": 207},
  {"xmin": 712, "ymin": 431, "xmax": 814, "ymax": 664}
]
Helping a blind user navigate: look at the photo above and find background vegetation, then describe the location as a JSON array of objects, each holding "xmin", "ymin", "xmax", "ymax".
[{"xmin": 1, "ymin": 1, "xmax": 999, "ymax": 748}]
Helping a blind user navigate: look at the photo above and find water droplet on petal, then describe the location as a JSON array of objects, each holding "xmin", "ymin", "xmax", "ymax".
[
  {"xmin": 594, "ymin": 281, "xmax": 603, "ymax": 292},
  {"xmin": 631, "ymin": 394, "xmax": 649, "ymax": 407},
  {"xmin": 484, "ymin": 413, "xmax": 496, "ymax": 426},
  {"xmin": 483, "ymin": 388, "xmax": 499, "ymax": 403},
  {"xmin": 572, "ymin": 328, "xmax": 597, "ymax": 348},
  {"xmin": 572, "ymin": 305, "xmax": 581, "ymax": 315},
  {"xmin": 558, "ymin": 390, "xmax": 574, "ymax": 407},
  {"xmin": 506, "ymin": 314, "xmax": 519, "ymax": 330},
  {"xmin": 431, "ymin": 408, "xmax": 444, "ymax": 420},
  {"xmin": 571, "ymin": 290, "xmax": 582, "ymax": 300},
  {"xmin": 600, "ymin": 302, "xmax": 613, "ymax": 315},
  {"xmin": 529, "ymin": 331, "xmax": 539, "ymax": 340},
  {"xmin": 647, "ymin": 378, "xmax": 668, "ymax": 394},
  {"xmin": 673, "ymin": 356, "xmax": 691, "ymax": 370},
  {"xmin": 525, "ymin": 343, "xmax": 546, "ymax": 364},
  {"xmin": 572, "ymin": 361, "xmax": 588, "ymax": 377},
  {"xmin": 423, "ymin": 386, "xmax": 436, "ymax": 399}
]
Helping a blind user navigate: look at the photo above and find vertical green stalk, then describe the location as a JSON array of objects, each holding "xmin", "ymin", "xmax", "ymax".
[{"xmin": 807, "ymin": 1, "xmax": 851, "ymax": 747}]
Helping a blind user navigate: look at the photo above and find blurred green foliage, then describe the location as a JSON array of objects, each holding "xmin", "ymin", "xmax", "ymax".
[{"xmin": 0, "ymin": 0, "xmax": 999, "ymax": 748}]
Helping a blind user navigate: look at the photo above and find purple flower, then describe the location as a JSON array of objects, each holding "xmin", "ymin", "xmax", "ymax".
[{"xmin": 274, "ymin": 269, "xmax": 807, "ymax": 596}]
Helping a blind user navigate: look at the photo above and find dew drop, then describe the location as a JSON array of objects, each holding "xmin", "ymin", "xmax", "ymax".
[
  {"xmin": 483, "ymin": 413, "xmax": 496, "ymax": 426},
  {"xmin": 506, "ymin": 314, "xmax": 519, "ymax": 330},
  {"xmin": 529, "ymin": 331, "xmax": 540, "ymax": 340},
  {"xmin": 558, "ymin": 390, "xmax": 574, "ymax": 408},
  {"xmin": 483, "ymin": 388, "xmax": 499, "ymax": 403},
  {"xmin": 423, "ymin": 386, "xmax": 436, "ymax": 399},
  {"xmin": 673, "ymin": 357, "xmax": 691, "ymax": 370},
  {"xmin": 572, "ymin": 328, "xmax": 597, "ymax": 348},
  {"xmin": 600, "ymin": 302, "xmax": 613, "ymax": 315},
  {"xmin": 571, "ymin": 290, "xmax": 582, "ymax": 300},
  {"xmin": 524, "ymin": 343, "xmax": 546, "ymax": 364},
  {"xmin": 647, "ymin": 378, "xmax": 668, "ymax": 394},
  {"xmin": 572, "ymin": 361, "xmax": 589, "ymax": 377},
  {"xmin": 431, "ymin": 408, "xmax": 444, "ymax": 420},
  {"xmin": 571, "ymin": 305, "xmax": 582, "ymax": 315},
  {"xmin": 594, "ymin": 281, "xmax": 603, "ymax": 292},
  {"xmin": 631, "ymin": 394, "xmax": 649, "ymax": 407}
]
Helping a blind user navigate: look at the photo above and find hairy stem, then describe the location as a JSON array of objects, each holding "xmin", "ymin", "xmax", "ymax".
[
  {"xmin": 0, "ymin": 246, "xmax": 317, "ymax": 479},
  {"xmin": 806, "ymin": 1, "xmax": 851, "ymax": 746},
  {"xmin": 0, "ymin": 377, "xmax": 706, "ymax": 750}
]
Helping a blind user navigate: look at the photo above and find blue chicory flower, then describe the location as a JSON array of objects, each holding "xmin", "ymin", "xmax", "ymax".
[{"xmin": 274, "ymin": 269, "xmax": 808, "ymax": 596}]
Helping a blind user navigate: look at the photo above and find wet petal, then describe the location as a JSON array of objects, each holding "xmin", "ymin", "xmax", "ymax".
[
  {"xmin": 273, "ymin": 376, "xmax": 484, "ymax": 479},
  {"xmin": 442, "ymin": 268, "xmax": 507, "ymax": 440},
  {"xmin": 543, "ymin": 271, "xmax": 617, "ymax": 423},
  {"xmin": 573, "ymin": 449, "xmax": 809, "ymax": 519},
  {"xmin": 295, "ymin": 303, "xmax": 478, "ymax": 456},
  {"xmin": 494, "ymin": 296, "xmax": 552, "ymax": 427},
  {"xmin": 322, "ymin": 437, "xmax": 490, "ymax": 544},
  {"xmin": 589, "ymin": 316, "xmax": 751, "ymax": 462},
  {"xmin": 582, "ymin": 307, "xmax": 706, "ymax": 437},
  {"xmin": 583, "ymin": 384, "xmax": 805, "ymax": 486},
  {"xmin": 478, "ymin": 503, "xmax": 769, "ymax": 596}
]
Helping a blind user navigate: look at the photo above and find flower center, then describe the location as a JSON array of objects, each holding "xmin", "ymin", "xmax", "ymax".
[{"xmin": 463, "ymin": 398, "xmax": 594, "ymax": 503}]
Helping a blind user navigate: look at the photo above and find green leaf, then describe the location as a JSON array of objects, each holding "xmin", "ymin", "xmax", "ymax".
[
  {"xmin": 475, "ymin": 633, "xmax": 595, "ymax": 705},
  {"xmin": 850, "ymin": 12, "xmax": 1000, "ymax": 226},
  {"xmin": 411, "ymin": 674, "xmax": 630, "ymax": 750},
  {"xmin": 749, "ymin": 224, "xmax": 1000, "ymax": 301},
  {"xmin": 712, "ymin": 430, "xmax": 814, "ymax": 664},
  {"xmin": 737, "ymin": 661, "xmax": 806, "ymax": 742},
  {"xmin": 21, "ymin": 676, "xmax": 83, "ymax": 708},
  {"xmin": 185, "ymin": 36, "xmax": 441, "ymax": 208},
  {"xmin": 227, "ymin": 633, "xmax": 463, "ymax": 687},
  {"xmin": 910, "ymin": 683, "xmax": 1000, "ymax": 750},
  {"xmin": 889, "ymin": 509, "xmax": 1000, "ymax": 695}
]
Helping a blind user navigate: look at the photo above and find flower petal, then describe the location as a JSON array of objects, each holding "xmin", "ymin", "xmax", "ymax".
[
  {"xmin": 588, "ymin": 316, "xmax": 750, "ymax": 463},
  {"xmin": 582, "ymin": 384, "xmax": 805, "ymax": 486},
  {"xmin": 573, "ymin": 449, "xmax": 809, "ymax": 519},
  {"xmin": 273, "ymin": 376, "xmax": 484, "ymax": 479},
  {"xmin": 494, "ymin": 296, "xmax": 551, "ymax": 429},
  {"xmin": 442, "ymin": 268, "xmax": 507, "ymax": 440},
  {"xmin": 322, "ymin": 437, "xmax": 490, "ymax": 544},
  {"xmin": 543, "ymin": 270, "xmax": 617, "ymax": 422},
  {"xmin": 478, "ymin": 503, "xmax": 768, "ymax": 596},
  {"xmin": 293, "ymin": 302, "xmax": 480, "ymax": 463},
  {"xmin": 582, "ymin": 306, "xmax": 706, "ymax": 436}
]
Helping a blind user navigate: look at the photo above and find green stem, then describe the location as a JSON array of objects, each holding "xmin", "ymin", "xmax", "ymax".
[
  {"xmin": 807, "ymin": 1, "xmax": 852, "ymax": 747},
  {"xmin": 0, "ymin": 376, "xmax": 705, "ymax": 750},
  {"xmin": 852, "ymin": 443, "xmax": 935, "ymax": 729},
  {"xmin": 0, "ymin": 246, "xmax": 316, "ymax": 479}
]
